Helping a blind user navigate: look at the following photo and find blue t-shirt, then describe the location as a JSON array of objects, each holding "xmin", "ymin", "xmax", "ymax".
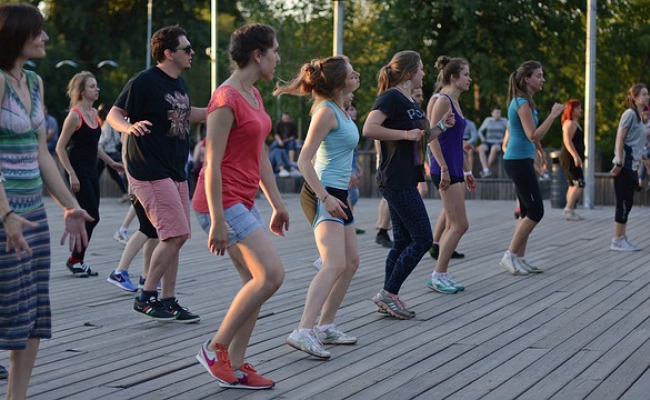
[
  {"xmin": 504, "ymin": 97, "xmax": 538, "ymax": 160},
  {"xmin": 313, "ymin": 100, "xmax": 359, "ymax": 190}
]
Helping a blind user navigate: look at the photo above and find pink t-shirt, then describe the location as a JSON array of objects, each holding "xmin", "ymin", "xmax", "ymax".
[{"xmin": 192, "ymin": 84, "xmax": 271, "ymax": 213}]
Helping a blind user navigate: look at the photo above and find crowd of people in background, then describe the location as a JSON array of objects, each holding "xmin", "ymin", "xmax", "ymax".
[{"xmin": 3, "ymin": 3, "xmax": 650, "ymax": 398}]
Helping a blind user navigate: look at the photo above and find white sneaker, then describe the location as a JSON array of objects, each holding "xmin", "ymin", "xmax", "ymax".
[
  {"xmin": 278, "ymin": 169, "xmax": 290, "ymax": 177},
  {"xmin": 499, "ymin": 252, "xmax": 528, "ymax": 275},
  {"xmin": 113, "ymin": 229, "xmax": 130, "ymax": 246},
  {"xmin": 610, "ymin": 237, "xmax": 640, "ymax": 251},
  {"xmin": 316, "ymin": 324, "xmax": 357, "ymax": 345},
  {"xmin": 313, "ymin": 257, "xmax": 322, "ymax": 271},
  {"xmin": 286, "ymin": 329, "xmax": 331, "ymax": 359},
  {"xmin": 289, "ymin": 169, "xmax": 302, "ymax": 178}
]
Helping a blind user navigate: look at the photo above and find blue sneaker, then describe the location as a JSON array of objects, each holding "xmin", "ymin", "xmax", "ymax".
[
  {"xmin": 427, "ymin": 277, "xmax": 458, "ymax": 294},
  {"xmin": 445, "ymin": 276, "xmax": 465, "ymax": 292},
  {"xmin": 107, "ymin": 270, "xmax": 137, "ymax": 292},
  {"xmin": 138, "ymin": 275, "xmax": 162, "ymax": 291}
]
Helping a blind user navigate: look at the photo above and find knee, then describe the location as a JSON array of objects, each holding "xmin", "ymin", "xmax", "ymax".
[
  {"xmin": 265, "ymin": 266, "xmax": 284, "ymax": 293},
  {"xmin": 527, "ymin": 206, "xmax": 544, "ymax": 223},
  {"xmin": 416, "ymin": 236, "xmax": 433, "ymax": 253},
  {"xmin": 347, "ymin": 255, "xmax": 360, "ymax": 275}
]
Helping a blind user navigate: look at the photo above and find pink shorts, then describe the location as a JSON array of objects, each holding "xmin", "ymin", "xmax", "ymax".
[{"xmin": 128, "ymin": 177, "xmax": 191, "ymax": 241}]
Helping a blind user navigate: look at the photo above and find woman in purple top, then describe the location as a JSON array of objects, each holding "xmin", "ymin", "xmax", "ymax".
[{"xmin": 427, "ymin": 56, "xmax": 476, "ymax": 294}]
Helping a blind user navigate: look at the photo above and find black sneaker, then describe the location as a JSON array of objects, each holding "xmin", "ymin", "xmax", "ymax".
[
  {"xmin": 66, "ymin": 260, "xmax": 98, "ymax": 277},
  {"xmin": 429, "ymin": 244, "xmax": 465, "ymax": 260},
  {"xmin": 375, "ymin": 232, "xmax": 392, "ymax": 248},
  {"xmin": 133, "ymin": 296, "xmax": 176, "ymax": 321},
  {"xmin": 167, "ymin": 300, "xmax": 201, "ymax": 324}
]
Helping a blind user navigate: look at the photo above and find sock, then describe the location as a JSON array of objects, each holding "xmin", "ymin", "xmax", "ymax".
[
  {"xmin": 160, "ymin": 297, "xmax": 176, "ymax": 307},
  {"xmin": 298, "ymin": 328, "xmax": 312, "ymax": 336},
  {"xmin": 234, "ymin": 369, "xmax": 245, "ymax": 379},
  {"xmin": 506, "ymin": 250, "xmax": 517, "ymax": 258},
  {"xmin": 432, "ymin": 241, "xmax": 440, "ymax": 246},
  {"xmin": 139, "ymin": 290, "xmax": 158, "ymax": 302},
  {"xmin": 432, "ymin": 271, "xmax": 445, "ymax": 280},
  {"xmin": 119, "ymin": 226, "xmax": 128, "ymax": 234},
  {"xmin": 483, "ymin": 168, "xmax": 489, "ymax": 173},
  {"xmin": 69, "ymin": 256, "xmax": 83, "ymax": 264}
]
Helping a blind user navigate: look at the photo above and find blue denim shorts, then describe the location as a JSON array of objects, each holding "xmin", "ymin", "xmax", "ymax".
[{"xmin": 195, "ymin": 203, "xmax": 265, "ymax": 246}]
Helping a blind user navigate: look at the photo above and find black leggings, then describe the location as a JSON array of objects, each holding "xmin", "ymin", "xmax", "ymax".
[
  {"xmin": 614, "ymin": 167, "xmax": 637, "ymax": 224},
  {"xmin": 71, "ymin": 172, "xmax": 100, "ymax": 260},
  {"xmin": 132, "ymin": 196, "xmax": 158, "ymax": 239},
  {"xmin": 504, "ymin": 158, "xmax": 544, "ymax": 223}
]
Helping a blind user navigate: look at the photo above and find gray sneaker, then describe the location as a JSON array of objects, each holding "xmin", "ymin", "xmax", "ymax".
[
  {"xmin": 316, "ymin": 324, "xmax": 357, "ymax": 345},
  {"xmin": 286, "ymin": 329, "xmax": 331, "ymax": 359},
  {"xmin": 518, "ymin": 258, "xmax": 543, "ymax": 273},
  {"xmin": 372, "ymin": 290, "xmax": 413, "ymax": 320},
  {"xmin": 500, "ymin": 252, "xmax": 528, "ymax": 275}
]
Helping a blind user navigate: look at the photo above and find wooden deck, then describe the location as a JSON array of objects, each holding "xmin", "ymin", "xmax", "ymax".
[{"xmin": 2, "ymin": 194, "xmax": 650, "ymax": 400}]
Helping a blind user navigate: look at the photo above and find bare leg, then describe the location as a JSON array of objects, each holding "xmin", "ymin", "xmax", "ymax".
[
  {"xmin": 7, "ymin": 338, "xmax": 39, "ymax": 400},
  {"xmin": 116, "ymin": 230, "xmax": 148, "ymax": 272},
  {"xmin": 433, "ymin": 210, "xmax": 447, "ymax": 242},
  {"xmin": 142, "ymin": 238, "xmax": 160, "ymax": 278},
  {"xmin": 487, "ymin": 146, "xmax": 500, "ymax": 170},
  {"xmin": 120, "ymin": 205, "xmax": 136, "ymax": 230},
  {"xmin": 209, "ymin": 229, "xmax": 284, "ymax": 367},
  {"xmin": 508, "ymin": 217, "xmax": 538, "ymax": 257},
  {"xmin": 144, "ymin": 235, "xmax": 187, "ymax": 296},
  {"xmin": 614, "ymin": 221, "xmax": 626, "ymax": 238},
  {"xmin": 478, "ymin": 144, "xmax": 490, "ymax": 171},
  {"xmin": 435, "ymin": 184, "xmax": 469, "ymax": 273},
  {"xmin": 317, "ymin": 224, "xmax": 360, "ymax": 325},
  {"xmin": 376, "ymin": 198, "xmax": 391, "ymax": 230}
]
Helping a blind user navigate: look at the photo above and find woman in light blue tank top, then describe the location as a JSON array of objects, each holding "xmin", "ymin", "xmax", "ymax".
[
  {"xmin": 500, "ymin": 61, "xmax": 564, "ymax": 276},
  {"xmin": 427, "ymin": 56, "xmax": 476, "ymax": 294},
  {"xmin": 274, "ymin": 56, "xmax": 361, "ymax": 359}
]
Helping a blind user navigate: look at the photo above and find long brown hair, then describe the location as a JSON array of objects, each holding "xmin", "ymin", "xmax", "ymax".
[
  {"xmin": 273, "ymin": 56, "xmax": 350, "ymax": 115},
  {"xmin": 507, "ymin": 60, "xmax": 542, "ymax": 110},
  {"xmin": 376, "ymin": 50, "xmax": 420, "ymax": 95},
  {"xmin": 0, "ymin": 3, "xmax": 44, "ymax": 71}
]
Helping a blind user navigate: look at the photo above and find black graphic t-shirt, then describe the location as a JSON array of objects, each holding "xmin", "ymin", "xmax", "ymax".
[
  {"xmin": 115, "ymin": 67, "xmax": 191, "ymax": 182},
  {"xmin": 372, "ymin": 89, "xmax": 428, "ymax": 190}
]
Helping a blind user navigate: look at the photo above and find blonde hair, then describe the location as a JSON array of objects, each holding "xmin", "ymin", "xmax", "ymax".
[{"xmin": 66, "ymin": 71, "xmax": 95, "ymax": 107}]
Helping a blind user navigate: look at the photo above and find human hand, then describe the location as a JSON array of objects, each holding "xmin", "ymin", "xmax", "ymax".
[
  {"xmin": 127, "ymin": 120, "xmax": 152, "ymax": 136},
  {"xmin": 3, "ymin": 213, "xmax": 38, "ymax": 259},
  {"xmin": 60, "ymin": 208, "xmax": 93, "ymax": 253},
  {"xmin": 208, "ymin": 219, "xmax": 229, "ymax": 256},
  {"xmin": 269, "ymin": 208, "xmax": 290, "ymax": 237}
]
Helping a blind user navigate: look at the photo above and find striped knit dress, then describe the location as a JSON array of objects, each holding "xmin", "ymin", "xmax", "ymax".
[{"xmin": 0, "ymin": 69, "xmax": 52, "ymax": 350}]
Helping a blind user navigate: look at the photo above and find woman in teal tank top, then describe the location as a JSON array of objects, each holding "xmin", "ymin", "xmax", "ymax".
[
  {"xmin": 274, "ymin": 56, "xmax": 361, "ymax": 360},
  {"xmin": 500, "ymin": 60, "xmax": 564, "ymax": 276}
]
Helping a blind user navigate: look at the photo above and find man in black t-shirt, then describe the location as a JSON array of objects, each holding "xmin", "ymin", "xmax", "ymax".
[
  {"xmin": 273, "ymin": 112, "xmax": 298, "ymax": 162},
  {"xmin": 107, "ymin": 25, "xmax": 206, "ymax": 323}
]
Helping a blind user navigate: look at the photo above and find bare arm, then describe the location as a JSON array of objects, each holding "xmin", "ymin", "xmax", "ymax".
[
  {"xmin": 297, "ymin": 105, "xmax": 347, "ymax": 218},
  {"xmin": 362, "ymin": 109, "xmax": 425, "ymax": 142},
  {"xmin": 55, "ymin": 110, "xmax": 80, "ymax": 192},
  {"xmin": 259, "ymin": 146, "xmax": 290, "ymax": 237},
  {"xmin": 106, "ymin": 106, "xmax": 151, "ymax": 137},
  {"xmin": 188, "ymin": 106, "xmax": 206, "ymax": 124},
  {"xmin": 518, "ymin": 101, "xmax": 564, "ymax": 143}
]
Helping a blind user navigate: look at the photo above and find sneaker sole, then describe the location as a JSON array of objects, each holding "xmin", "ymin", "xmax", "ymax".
[
  {"xmin": 170, "ymin": 316, "xmax": 201, "ymax": 324},
  {"xmin": 195, "ymin": 351, "xmax": 239, "ymax": 385},
  {"xmin": 106, "ymin": 277, "xmax": 138, "ymax": 292},
  {"xmin": 499, "ymin": 261, "xmax": 521, "ymax": 275},
  {"xmin": 285, "ymin": 338, "xmax": 331, "ymax": 359},
  {"xmin": 132, "ymin": 308, "xmax": 177, "ymax": 321},
  {"xmin": 320, "ymin": 338, "xmax": 358, "ymax": 345},
  {"xmin": 376, "ymin": 307, "xmax": 416, "ymax": 317},
  {"xmin": 426, "ymin": 284, "xmax": 458, "ymax": 294},
  {"xmin": 218, "ymin": 381, "xmax": 275, "ymax": 390},
  {"xmin": 372, "ymin": 298, "xmax": 412, "ymax": 320}
]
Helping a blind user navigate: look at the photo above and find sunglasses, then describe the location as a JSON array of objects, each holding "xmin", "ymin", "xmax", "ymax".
[{"xmin": 174, "ymin": 45, "xmax": 192, "ymax": 54}]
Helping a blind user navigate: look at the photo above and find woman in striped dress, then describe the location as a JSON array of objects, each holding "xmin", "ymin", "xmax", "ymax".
[{"xmin": 0, "ymin": 4, "xmax": 92, "ymax": 398}]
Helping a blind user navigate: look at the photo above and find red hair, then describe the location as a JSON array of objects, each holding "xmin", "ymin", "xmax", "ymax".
[{"xmin": 561, "ymin": 99, "xmax": 581, "ymax": 124}]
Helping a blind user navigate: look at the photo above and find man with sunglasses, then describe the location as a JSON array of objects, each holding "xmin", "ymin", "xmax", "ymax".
[{"xmin": 108, "ymin": 25, "xmax": 206, "ymax": 323}]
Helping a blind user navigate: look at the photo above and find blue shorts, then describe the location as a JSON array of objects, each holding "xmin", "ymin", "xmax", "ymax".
[
  {"xmin": 300, "ymin": 183, "xmax": 354, "ymax": 229},
  {"xmin": 195, "ymin": 203, "xmax": 265, "ymax": 246}
]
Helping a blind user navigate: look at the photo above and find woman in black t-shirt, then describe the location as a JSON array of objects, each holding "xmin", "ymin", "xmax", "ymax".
[{"xmin": 362, "ymin": 50, "xmax": 453, "ymax": 319}]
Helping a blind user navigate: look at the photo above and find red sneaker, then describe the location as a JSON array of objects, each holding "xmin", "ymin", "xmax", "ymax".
[
  {"xmin": 220, "ymin": 363, "xmax": 275, "ymax": 390},
  {"xmin": 195, "ymin": 340, "xmax": 238, "ymax": 384}
]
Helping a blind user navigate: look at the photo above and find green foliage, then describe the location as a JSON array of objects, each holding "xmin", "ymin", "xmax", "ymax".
[{"xmin": 30, "ymin": 0, "xmax": 650, "ymax": 169}]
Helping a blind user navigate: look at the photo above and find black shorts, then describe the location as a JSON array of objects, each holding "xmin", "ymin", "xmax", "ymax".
[
  {"xmin": 431, "ymin": 174, "xmax": 464, "ymax": 189},
  {"xmin": 300, "ymin": 183, "xmax": 354, "ymax": 227}
]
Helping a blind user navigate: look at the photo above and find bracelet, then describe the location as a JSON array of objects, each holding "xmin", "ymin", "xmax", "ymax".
[
  {"xmin": 437, "ymin": 120, "xmax": 447, "ymax": 132},
  {"xmin": 321, "ymin": 194, "xmax": 329, "ymax": 203},
  {"xmin": 1, "ymin": 209, "xmax": 14, "ymax": 223},
  {"xmin": 463, "ymin": 171, "xmax": 473, "ymax": 177},
  {"xmin": 440, "ymin": 168, "xmax": 449, "ymax": 173}
]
